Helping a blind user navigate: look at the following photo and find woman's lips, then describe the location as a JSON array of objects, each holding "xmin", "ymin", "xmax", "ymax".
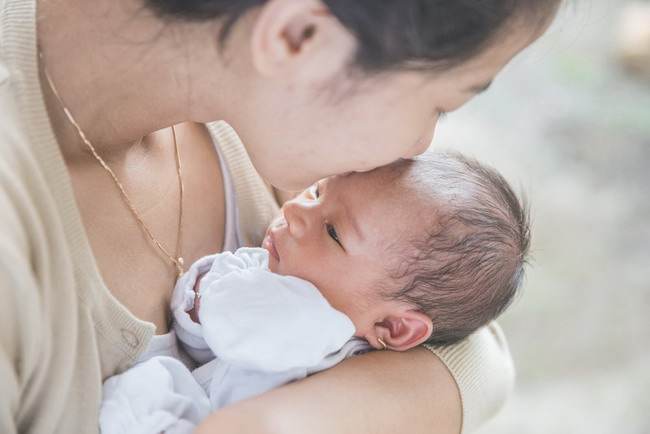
[{"xmin": 263, "ymin": 230, "xmax": 281, "ymax": 262}]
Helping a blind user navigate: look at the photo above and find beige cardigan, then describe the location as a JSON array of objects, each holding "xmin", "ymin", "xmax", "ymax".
[{"xmin": 0, "ymin": 1, "xmax": 514, "ymax": 432}]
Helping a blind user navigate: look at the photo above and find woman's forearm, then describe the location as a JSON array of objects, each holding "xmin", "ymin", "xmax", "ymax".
[{"xmin": 195, "ymin": 347, "xmax": 461, "ymax": 434}]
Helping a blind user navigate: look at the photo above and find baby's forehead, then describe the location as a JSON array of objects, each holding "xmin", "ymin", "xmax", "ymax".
[
  {"xmin": 331, "ymin": 164, "xmax": 439, "ymax": 211},
  {"xmin": 359, "ymin": 174, "xmax": 441, "ymax": 232}
]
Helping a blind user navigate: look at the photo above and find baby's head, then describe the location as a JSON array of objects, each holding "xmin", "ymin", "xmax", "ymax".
[{"xmin": 262, "ymin": 151, "xmax": 530, "ymax": 351}]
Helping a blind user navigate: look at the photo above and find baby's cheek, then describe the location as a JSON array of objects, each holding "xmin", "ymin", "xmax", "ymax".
[
  {"xmin": 267, "ymin": 255, "xmax": 279, "ymax": 273},
  {"xmin": 270, "ymin": 256, "xmax": 302, "ymax": 278}
]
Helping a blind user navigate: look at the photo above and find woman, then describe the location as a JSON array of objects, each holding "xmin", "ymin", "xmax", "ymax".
[{"xmin": 0, "ymin": 0, "xmax": 560, "ymax": 433}]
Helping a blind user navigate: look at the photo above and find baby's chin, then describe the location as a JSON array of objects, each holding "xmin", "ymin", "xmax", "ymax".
[
  {"xmin": 261, "ymin": 231, "xmax": 281, "ymax": 273},
  {"xmin": 266, "ymin": 252, "xmax": 279, "ymax": 273}
]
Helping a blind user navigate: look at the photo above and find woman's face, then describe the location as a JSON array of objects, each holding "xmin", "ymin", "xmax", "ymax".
[{"xmin": 190, "ymin": 6, "xmax": 552, "ymax": 191}]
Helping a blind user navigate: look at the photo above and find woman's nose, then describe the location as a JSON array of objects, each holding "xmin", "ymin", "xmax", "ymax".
[
  {"xmin": 418, "ymin": 122, "xmax": 437, "ymax": 153},
  {"xmin": 282, "ymin": 200, "xmax": 318, "ymax": 239},
  {"xmin": 425, "ymin": 120, "xmax": 437, "ymax": 146},
  {"xmin": 408, "ymin": 123, "xmax": 437, "ymax": 158}
]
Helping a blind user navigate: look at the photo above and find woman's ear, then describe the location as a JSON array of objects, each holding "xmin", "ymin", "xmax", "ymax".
[
  {"xmin": 372, "ymin": 311, "xmax": 433, "ymax": 352},
  {"xmin": 250, "ymin": 0, "xmax": 356, "ymax": 82}
]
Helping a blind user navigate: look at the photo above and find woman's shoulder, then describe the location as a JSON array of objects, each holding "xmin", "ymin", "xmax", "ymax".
[
  {"xmin": 0, "ymin": 88, "xmax": 45, "ymax": 262},
  {"xmin": 0, "ymin": 59, "xmax": 21, "ymax": 142}
]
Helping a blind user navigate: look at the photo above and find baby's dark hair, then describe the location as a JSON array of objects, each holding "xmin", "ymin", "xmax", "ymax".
[
  {"xmin": 383, "ymin": 152, "xmax": 530, "ymax": 346},
  {"xmin": 145, "ymin": 0, "xmax": 560, "ymax": 73}
]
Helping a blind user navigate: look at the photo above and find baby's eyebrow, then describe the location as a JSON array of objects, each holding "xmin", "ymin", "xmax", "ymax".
[
  {"xmin": 327, "ymin": 178, "xmax": 363, "ymax": 243},
  {"xmin": 344, "ymin": 201, "xmax": 364, "ymax": 243}
]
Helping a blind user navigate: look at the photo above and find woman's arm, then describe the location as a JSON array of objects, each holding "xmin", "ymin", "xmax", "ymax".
[
  {"xmin": 195, "ymin": 323, "xmax": 514, "ymax": 434},
  {"xmin": 195, "ymin": 347, "xmax": 461, "ymax": 434}
]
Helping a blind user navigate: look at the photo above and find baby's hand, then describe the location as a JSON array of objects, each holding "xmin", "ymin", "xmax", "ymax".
[{"xmin": 187, "ymin": 275, "xmax": 203, "ymax": 323}]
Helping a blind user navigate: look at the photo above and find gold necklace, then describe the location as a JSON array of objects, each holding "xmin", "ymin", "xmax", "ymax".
[{"xmin": 41, "ymin": 60, "xmax": 185, "ymax": 277}]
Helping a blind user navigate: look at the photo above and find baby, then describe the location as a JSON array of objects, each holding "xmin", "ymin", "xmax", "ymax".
[{"xmin": 100, "ymin": 151, "xmax": 530, "ymax": 434}]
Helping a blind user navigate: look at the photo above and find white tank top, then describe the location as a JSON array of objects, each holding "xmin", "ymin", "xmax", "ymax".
[
  {"xmin": 214, "ymin": 131, "xmax": 243, "ymax": 253},
  {"xmin": 138, "ymin": 134, "xmax": 244, "ymax": 363}
]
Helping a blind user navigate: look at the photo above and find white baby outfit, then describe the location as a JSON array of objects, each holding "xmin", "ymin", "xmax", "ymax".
[{"xmin": 100, "ymin": 248, "xmax": 371, "ymax": 434}]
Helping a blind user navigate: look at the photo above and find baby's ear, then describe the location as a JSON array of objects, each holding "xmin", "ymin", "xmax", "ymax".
[{"xmin": 372, "ymin": 311, "xmax": 433, "ymax": 352}]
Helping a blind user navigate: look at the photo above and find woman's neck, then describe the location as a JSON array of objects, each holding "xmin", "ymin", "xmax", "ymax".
[{"xmin": 37, "ymin": 0, "xmax": 227, "ymax": 161}]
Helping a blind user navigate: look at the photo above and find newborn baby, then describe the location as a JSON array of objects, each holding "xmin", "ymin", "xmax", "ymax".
[{"xmin": 100, "ymin": 151, "xmax": 530, "ymax": 434}]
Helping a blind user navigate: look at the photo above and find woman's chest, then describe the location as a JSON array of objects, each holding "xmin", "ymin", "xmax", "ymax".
[{"xmin": 69, "ymin": 123, "xmax": 227, "ymax": 332}]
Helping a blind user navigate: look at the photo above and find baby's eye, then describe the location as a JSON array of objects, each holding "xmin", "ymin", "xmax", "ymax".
[
  {"xmin": 313, "ymin": 183, "xmax": 320, "ymax": 198},
  {"xmin": 326, "ymin": 223, "xmax": 343, "ymax": 248}
]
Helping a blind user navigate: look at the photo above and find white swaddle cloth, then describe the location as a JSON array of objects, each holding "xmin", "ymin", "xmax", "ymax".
[
  {"xmin": 100, "ymin": 356, "xmax": 211, "ymax": 434},
  {"xmin": 100, "ymin": 248, "xmax": 370, "ymax": 434}
]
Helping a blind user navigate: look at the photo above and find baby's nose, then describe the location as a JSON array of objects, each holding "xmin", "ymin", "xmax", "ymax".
[{"xmin": 282, "ymin": 201, "xmax": 311, "ymax": 238}]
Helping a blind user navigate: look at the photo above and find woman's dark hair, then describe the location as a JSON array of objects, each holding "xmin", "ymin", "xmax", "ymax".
[{"xmin": 145, "ymin": 0, "xmax": 560, "ymax": 71}]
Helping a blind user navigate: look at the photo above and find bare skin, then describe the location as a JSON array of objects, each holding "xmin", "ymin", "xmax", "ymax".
[
  {"xmin": 61, "ymin": 121, "xmax": 225, "ymax": 331},
  {"xmin": 195, "ymin": 347, "xmax": 462, "ymax": 434},
  {"xmin": 36, "ymin": 0, "xmax": 557, "ymax": 432}
]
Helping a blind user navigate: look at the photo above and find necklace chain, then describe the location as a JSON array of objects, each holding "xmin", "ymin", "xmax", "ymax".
[{"xmin": 41, "ymin": 57, "xmax": 185, "ymax": 277}]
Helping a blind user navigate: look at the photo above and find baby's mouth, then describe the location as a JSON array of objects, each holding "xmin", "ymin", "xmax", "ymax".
[
  {"xmin": 263, "ymin": 216, "xmax": 287, "ymax": 262},
  {"xmin": 263, "ymin": 228, "xmax": 281, "ymax": 262}
]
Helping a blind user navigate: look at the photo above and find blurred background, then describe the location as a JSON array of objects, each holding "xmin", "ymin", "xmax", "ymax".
[{"xmin": 434, "ymin": 1, "xmax": 650, "ymax": 433}]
